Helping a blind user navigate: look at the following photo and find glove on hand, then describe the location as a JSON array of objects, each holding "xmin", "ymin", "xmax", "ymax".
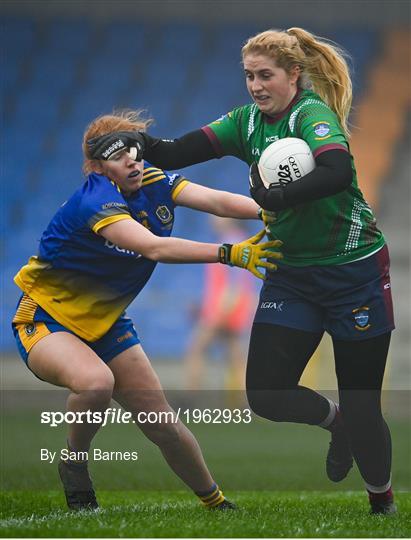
[
  {"xmin": 218, "ymin": 229, "xmax": 282, "ymax": 280},
  {"xmin": 249, "ymin": 162, "xmax": 288, "ymax": 211},
  {"xmin": 257, "ymin": 207, "xmax": 277, "ymax": 227},
  {"xmin": 87, "ymin": 131, "xmax": 145, "ymax": 162}
]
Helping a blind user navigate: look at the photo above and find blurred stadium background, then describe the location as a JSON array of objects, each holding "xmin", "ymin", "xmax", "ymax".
[{"xmin": 1, "ymin": 0, "xmax": 410, "ymax": 393}]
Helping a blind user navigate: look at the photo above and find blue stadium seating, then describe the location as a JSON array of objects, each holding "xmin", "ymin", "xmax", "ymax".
[
  {"xmin": 12, "ymin": 87, "xmax": 63, "ymax": 129},
  {"xmin": 98, "ymin": 21, "xmax": 148, "ymax": 53},
  {"xmin": 1, "ymin": 17, "xmax": 36, "ymax": 57},
  {"xmin": 29, "ymin": 53, "xmax": 79, "ymax": 93},
  {"xmin": 1, "ymin": 17, "xmax": 380, "ymax": 355},
  {"xmin": 45, "ymin": 19, "xmax": 93, "ymax": 54},
  {"xmin": 3, "ymin": 55, "xmax": 24, "ymax": 94}
]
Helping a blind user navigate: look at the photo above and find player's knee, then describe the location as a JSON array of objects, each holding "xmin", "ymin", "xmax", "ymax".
[
  {"xmin": 246, "ymin": 389, "xmax": 289, "ymax": 422},
  {"xmin": 247, "ymin": 389, "xmax": 273, "ymax": 419},
  {"xmin": 70, "ymin": 367, "xmax": 115, "ymax": 401}
]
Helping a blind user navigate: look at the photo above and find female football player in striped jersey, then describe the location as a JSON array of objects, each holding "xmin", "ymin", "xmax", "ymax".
[
  {"xmin": 12, "ymin": 110, "xmax": 282, "ymax": 512},
  {"xmin": 91, "ymin": 28, "xmax": 396, "ymax": 515}
]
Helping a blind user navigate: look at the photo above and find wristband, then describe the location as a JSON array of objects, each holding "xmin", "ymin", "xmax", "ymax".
[{"xmin": 218, "ymin": 244, "xmax": 233, "ymax": 265}]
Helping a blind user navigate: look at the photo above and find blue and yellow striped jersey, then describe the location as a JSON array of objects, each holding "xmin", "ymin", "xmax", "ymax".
[{"xmin": 14, "ymin": 163, "xmax": 189, "ymax": 341}]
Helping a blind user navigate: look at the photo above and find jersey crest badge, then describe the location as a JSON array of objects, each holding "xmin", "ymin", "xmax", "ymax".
[
  {"xmin": 352, "ymin": 306, "xmax": 371, "ymax": 331},
  {"xmin": 313, "ymin": 121, "xmax": 331, "ymax": 139},
  {"xmin": 212, "ymin": 114, "xmax": 227, "ymax": 125},
  {"xmin": 24, "ymin": 323, "xmax": 36, "ymax": 336},
  {"xmin": 156, "ymin": 205, "xmax": 173, "ymax": 224}
]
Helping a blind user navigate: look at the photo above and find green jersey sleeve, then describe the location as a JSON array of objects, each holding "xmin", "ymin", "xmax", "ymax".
[
  {"xmin": 292, "ymin": 99, "xmax": 348, "ymax": 156},
  {"xmin": 203, "ymin": 106, "xmax": 251, "ymax": 160}
]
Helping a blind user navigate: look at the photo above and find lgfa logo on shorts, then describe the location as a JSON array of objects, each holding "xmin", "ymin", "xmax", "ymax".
[
  {"xmin": 260, "ymin": 301, "xmax": 284, "ymax": 311},
  {"xmin": 352, "ymin": 306, "xmax": 371, "ymax": 331}
]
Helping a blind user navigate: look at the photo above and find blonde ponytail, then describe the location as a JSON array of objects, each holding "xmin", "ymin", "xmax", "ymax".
[
  {"xmin": 287, "ymin": 27, "xmax": 352, "ymax": 136},
  {"xmin": 242, "ymin": 28, "xmax": 353, "ymax": 136}
]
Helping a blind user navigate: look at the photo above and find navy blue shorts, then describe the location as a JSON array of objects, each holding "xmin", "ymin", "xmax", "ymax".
[
  {"xmin": 12, "ymin": 294, "xmax": 140, "ymax": 365},
  {"xmin": 254, "ymin": 245, "xmax": 395, "ymax": 340}
]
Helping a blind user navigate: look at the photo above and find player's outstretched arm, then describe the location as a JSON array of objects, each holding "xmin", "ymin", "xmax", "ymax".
[
  {"xmin": 174, "ymin": 182, "xmax": 260, "ymax": 219},
  {"xmin": 88, "ymin": 129, "xmax": 215, "ymax": 170},
  {"xmin": 99, "ymin": 219, "xmax": 281, "ymax": 279}
]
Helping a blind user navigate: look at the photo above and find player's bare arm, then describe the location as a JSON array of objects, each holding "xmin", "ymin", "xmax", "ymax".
[
  {"xmin": 99, "ymin": 218, "xmax": 281, "ymax": 279},
  {"xmin": 174, "ymin": 182, "xmax": 260, "ymax": 219},
  {"xmin": 100, "ymin": 218, "xmax": 220, "ymax": 263}
]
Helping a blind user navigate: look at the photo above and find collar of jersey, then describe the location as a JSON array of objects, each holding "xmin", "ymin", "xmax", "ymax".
[{"xmin": 262, "ymin": 87, "xmax": 303, "ymax": 124}]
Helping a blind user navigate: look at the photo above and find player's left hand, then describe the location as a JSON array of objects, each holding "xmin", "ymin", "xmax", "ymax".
[
  {"xmin": 87, "ymin": 131, "xmax": 145, "ymax": 162},
  {"xmin": 218, "ymin": 229, "xmax": 283, "ymax": 280},
  {"xmin": 249, "ymin": 162, "xmax": 287, "ymax": 211}
]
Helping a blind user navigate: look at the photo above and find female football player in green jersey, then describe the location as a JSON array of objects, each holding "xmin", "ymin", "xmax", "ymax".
[
  {"xmin": 12, "ymin": 110, "xmax": 281, "ymax": 512},
  {"xmin": 90, "ymin": 27, "xmax": 397, "ymax": 515}
]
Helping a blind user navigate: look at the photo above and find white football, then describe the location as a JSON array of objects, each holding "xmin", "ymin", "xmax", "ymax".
[{"xmin": 258, "ymin": 138, "xmax": 315, "ymax": 188}]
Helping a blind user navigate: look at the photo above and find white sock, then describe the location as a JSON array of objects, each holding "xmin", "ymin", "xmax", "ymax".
[{"xmin": 318, "ymin": 398, "xmax": 338, "ymax": 429}]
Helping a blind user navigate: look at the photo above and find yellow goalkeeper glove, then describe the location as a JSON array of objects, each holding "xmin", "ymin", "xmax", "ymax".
[
  {"xmin": 218, "ymin": 229, "xmax": 282, "ymax": 280},
  {"xmin": 258, "ymin": 207, "xmax": 277, "ymax": 227}
]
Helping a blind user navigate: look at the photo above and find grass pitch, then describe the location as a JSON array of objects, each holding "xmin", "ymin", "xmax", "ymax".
[{"xmin": 1, "ymin": 490, "xmax": 410, "ymax": 538}]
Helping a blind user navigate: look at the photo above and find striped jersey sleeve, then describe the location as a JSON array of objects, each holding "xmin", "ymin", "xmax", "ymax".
[
  {"xmin": 142, "ymin": 165, "xmax": 190, "ymax": 201},
  {"xmin": 79, "ymin": 175, "xmax": 133, "ymax": 234}
]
